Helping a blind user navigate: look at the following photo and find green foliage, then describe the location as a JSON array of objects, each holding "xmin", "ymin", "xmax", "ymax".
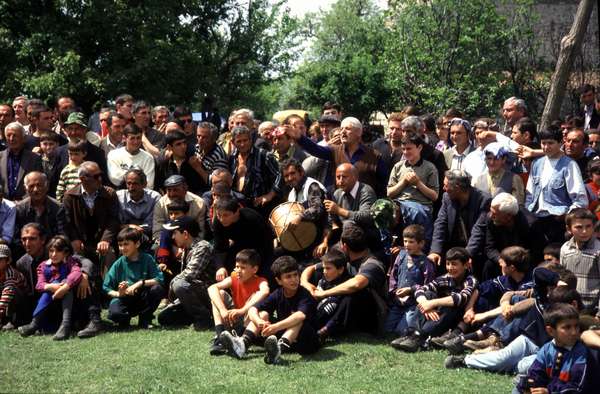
[{"xmin": 0, "ymin": 0, "xmax": 303, "ymax": 113}]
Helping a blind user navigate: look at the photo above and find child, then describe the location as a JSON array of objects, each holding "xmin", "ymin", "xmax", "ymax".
[
  {"xmin": 543, "ymin": 243, "xmax": 561, "ymax": 265},
  {"xmin": 103, "ymin": 228, "xmax": 165, "ymax": 328},
  {"xmin": 39, "ymin": 132, "xmax": 60, "ymax": 183},
  {"xmin": 156, "ymin": 199, "xmax": 190, "ymax": 280},
  {"xmin": 207, "ymin": 249, "xmax": 269, "ymax": 355},
  {"xmin": 220, "ymin": 256, "xmax": 320, "ymax": 364},
  {"xmin": 560, "ymin": 208, "xmax": 600, "ymax": 316},
  {"xmin": 56, "ymin": 140, "xmax": 87, "ymax": 202},
  {"xmin": 0, "ymin": 244, "xmax": 26, "ymax": 329},
  {"xmin": 517, "ymin": 303, "xmax": 587, "ymax": 393},
  {"xmin": 385, "ymin": 225, "xmax": 435, "ymax": 337},
  {"xmin": 391, "ymin": 247, "xmax": 477, "ymax": 352},
  {"xmin": 18, "ymin": 236, "xmax": 82, "ymax": 340},
  {"xmin": 314, "ymin": 247, "xmax": 352, "ymax": 341}
]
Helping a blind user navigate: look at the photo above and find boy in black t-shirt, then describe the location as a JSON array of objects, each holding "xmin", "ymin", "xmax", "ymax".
[{"xmin": 220, "ymin": 256, "xmax": 320, "ymax": 364}]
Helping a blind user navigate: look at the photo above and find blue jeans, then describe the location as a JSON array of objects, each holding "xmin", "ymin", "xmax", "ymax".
[
  {"xmin": 397, "ymin": 200, "xmax": 433, "ymax": 253},
  {"xmin": 384, "ymin": 304, "xmax": 415, "ymax": 335},
  {"xmin": 464, "ymin": 334, "xmax": 539, "ymax": 373}
]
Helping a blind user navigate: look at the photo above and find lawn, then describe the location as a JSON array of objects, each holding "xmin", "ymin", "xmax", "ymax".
[{"xmin": 0, "ymin": 322, "xmax": 514, "ymax": 393}]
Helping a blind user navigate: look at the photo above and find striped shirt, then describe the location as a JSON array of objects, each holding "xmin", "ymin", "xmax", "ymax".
[
  {"xmin": 56, "ymin": 163, "xmax": 81, "ymax": 202},
  {"xmin": 0, "ymin": 266, "xmax": 26, "ymax": 314},
  {"xmin": 195, "ymin": 143, "xmax": 229, "ymax": 175},
  {"xmin": 229, "ymin": 147, "xmax": 282, "ymax": 200},
  {"xmin": 414, "ymin": 273, "xmax": 478, "ymax": 308},
  {"xmin": 560, "ymin": 236, "xmax": 600, "ymax": 312}
]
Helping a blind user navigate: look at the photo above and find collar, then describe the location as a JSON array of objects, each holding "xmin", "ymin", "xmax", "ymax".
[
  {"xmin": 295, "ymin": 175, "xmax": 308, "ymax": 192},
  {"xmin": 405, "ymin": 157, "xmax": 424, "ymax": 167},
  {"xmin": 346, "ymin": 181, "xmax": 360, "ymax": 199},
  {"xmin": 81, "ymin": 185, "xmax": 100, "ymax": 198},
  {"xmin": 345, "ymin": 143, "xmax": 366, "ymax": 157},
  {"xmin": 126, "ymin": 190, "xmax": 149, "ymax": 204},
  {"xmin": 8, "ymin": 148, "xmax": 23, "ymax": 158}
]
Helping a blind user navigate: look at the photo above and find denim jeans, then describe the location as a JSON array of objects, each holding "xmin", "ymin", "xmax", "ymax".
[
  {"xmin": 384, "ymin": 304, "xmax": 415, "ymax": 335},
  {"xmin": 464, "ymin": 334, "xmax": 539, "ymax": 373}
]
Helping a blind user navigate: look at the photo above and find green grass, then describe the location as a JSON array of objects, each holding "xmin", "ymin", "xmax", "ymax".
[{"xmin": 0, "ymin": 322, "xmax": 514, "ymax": 393}]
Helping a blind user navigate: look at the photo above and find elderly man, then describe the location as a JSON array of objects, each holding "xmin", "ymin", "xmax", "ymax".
[
  {"xmin": 133, "ymin": 101, "xmax": 165, "ymax": 157},
  {"xmin": 152, "ymin": 175, "xmax": 206, "ymax": 242},
  {"xmin": 0, "ymin": 104, "xmax": 15, "ymax": 151},
  {"xmin": 0, "ymin": 122, "xmax": 43, "ymax": 200},
  {"xmin": 116, "ymin": 168, "xmax": 161, "ymax": 239},
  {"xmin": 152, "ymin": 105, "xmax": 170, "ymax": 133},
  {"xmin": 467, "ymin": 193, "xmax": 533, "ymax": 280},
  {"xmin": 62, "ymin": 161, "xmax": 120, "ymax": 262},
  {"xmin": 12, "ymin": 96, "xmax": 29, "ymax": 127},
  {"xmin": 291, "ymin": 117, "xmax": 388, "ymax": 197},
  {"xmin": 327, "ymin": 163, "xmax": 376, "ymax": 227},
  {"xmin": 99, "ymin": 112, "xmax": 126, "ymax": 156},
  {"xmin": 501, "ymin": 97, "xmax": 527, "ymax": 136},
  {"xmin": 443, "ymin": 118, "xmax": 475, "ymax": 171},
  {"xmin": 428, "ymin": 169, "xmax": 491, "ymax": 266},
  {"xmin": 229, "ymin": 125, "xmax": 282, "ymax": 215},
  {"xmin": 272, "ymin": 126, "xmax": 307, "ymax": 164},
  {"xmin": 14, "ymin": 172, "xmax": 61, "ymax": 250},
  {"xmin": 190, "ymin": 121, "xmax": 229, "ymax": 187},
  {"xmin": 107, "ymin": 124, "xmax": 155, "ymax": 189}
]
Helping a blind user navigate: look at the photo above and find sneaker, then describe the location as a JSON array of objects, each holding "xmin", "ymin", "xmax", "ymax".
[
  {"xmin": 220, "ymin": 331, "xmax": 246, "ymax": 359},
  {"xmin": 2, "ymin": 322, "xmax": 16, "ymax": 331},
  {"xmin": 18, "ymin": 322, "xmax": 39, "ymax": 337},
  {"xmin": 430, "ymin": 330, "xmax": 458, "ymax": 348},
  {"xmin": 53, "ymin": 323, "xmax": 71, "ymax": 341},
  {"xmin": 264, "ymin": 335, "xmax": 282, "ymax": 365},
  {"xmin": 444, "ymin": 355, "xmax": 466, "ymax": 369},
  {"xmin": 77, "ymin": 320, "xmax": 103, "ymax": 339},
  {"xmin": 443, "ymin": 336, "xmax": 465, "ymax": 355},
  {"xmin": 464, "ymin": 334, "xmax": 499, "ymax": 351},
  {"xmin": 390, "ymin": 333, "xmax": 422, "ymax": 352},
  {"xmin": 209, "ymin": 336, "xmax": 226, "ymax": 355}
]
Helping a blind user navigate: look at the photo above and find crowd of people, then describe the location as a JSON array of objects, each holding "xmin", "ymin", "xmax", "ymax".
[{"xmin": 1, "ymin": 87, "xmax": 600, "ymax": 391}]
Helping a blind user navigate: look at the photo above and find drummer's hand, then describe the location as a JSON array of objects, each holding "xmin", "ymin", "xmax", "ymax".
[
  {"xmin": 254, "ymin": 193, "xmax": 273, "ymax": 207},
  {"xmin": 324, "ymin": 200, "xmax": 339, "ymax": 215}
]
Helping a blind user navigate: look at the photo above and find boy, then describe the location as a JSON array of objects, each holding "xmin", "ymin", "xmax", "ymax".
[
  {"xmin": 220, "ymin": 256, "xmax": 320, "ymax": 364},
  {"xmin": 560, "ymin": 208, "xmax": 600, "ymax": 317},
  {"xmin": 517, "ymin": 303, "xmax": 587, "ymax": 393},
  {"xmin": 391, "ymin": 247, "xmax": 478, "ymax": 352},
  {"xmin": 56, "ymin": 140, "xmax": 87, "ymax": 202},
  {"xmin": 543, "ymin": 243, "xmax": 561, "ymax": 265},
  {"xmin": 156, "ymin": 199, "xmax": 190, "ymax": 278},
  {"xmin": 0, "ymin": 244, "xmax": 26, "ymax": 329},
  {"xmin": 103, "ymin": 228, "xmax": 165, "ymax": 328},
  {"xmin": 314, "ymin": 247, "xmax": 352, "ymax": 341},
  {"xmin": 39, "ymin": 132, "xmax": 60, "ymax": 189},
  {"xmin": 385, "ymin": 225, "xmax": 435, "ymax": 336},
  {"xmin": 207, "ymin": 249, "xmax": 269, "ymax": 355}
]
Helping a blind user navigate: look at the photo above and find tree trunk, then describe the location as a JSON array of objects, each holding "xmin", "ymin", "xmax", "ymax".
[{"xmin": 540, "ymin": 0, "xmax": 595, "ymax": 131}]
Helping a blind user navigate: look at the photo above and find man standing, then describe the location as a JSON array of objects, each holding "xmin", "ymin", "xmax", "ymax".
[
  {"xmin": 107, "ymin": 124, "xmax": 155, "ymax": 189},
  {"xmin": 579, "ymin": 84, "xmax": 599, "ymax": 131},
  {"xmin": 190, "ymin": 121, "xmax": 229, "ymax": 191},
  {"xmin": 443, "ymin": 118, "xmax": 475, "ymax": 171},
  {"xmin": 155, "ymin": 131, "xmax": 203, "ymax": 194},
  {"xmin": 99, "ymin": 112, "xmax": 126, "ymax": 156},
  {"xmin": 133, "ymin": 101, "xmax": 165, "ymax": 157},
  {"xmin": 0, "ymin": 104, "xmax": 15, "ymax": 151},
  {"xmin": 501, "ymin": 97, "xmax": 527, "ymax": 136}
]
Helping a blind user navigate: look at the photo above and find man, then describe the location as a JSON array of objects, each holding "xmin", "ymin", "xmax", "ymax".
[
  {"xmin": 152, "ymin": 106, "xmax": 170, "ymax": 133},
  {"xmin": 212, "ymin": 196, "xmax": 274, "ymax": 281},
  {"xmin": 322, "ymin": 101, "xmax": 342, "ymax": 120},
  {"xmin": 317, "ymin": 115, "xmax": 341, "ymax": 146},
  {"xmin": 443, "ymin": 118, "xmax": 475, "ymax": 171},
  {"xmin": 155, "ymin": 131, "xmax": 203, "ymax": 194},
  {"xmin": 0, "ymin": 122, "xmax": 43, "ymax": 200},
  {"xmin": 133, "ymin": 101, "xmax": 165, "ymax": 157},
  {"xmin": 191, "ymin": 121, "xmax": 229, "ymax": 190},
  {"xmin": 564, "ymin": 128, "xmax": 595, "ymax": 180},
  {"xmin": 107, "ymin": 124, "xmax": 156, "ymax": 189},
  {"xmin": 115, "ymin": 94, "xmax": 134, "ymax": 123},
  {"xmin": 25, "ymin": 105, "xmax": 58, "ymax": 150},
  {"xmin": 12, "ymin": 96, "xmax": 29, "ymax": 127},
  {"xmin": 327, "ymin": 163, "xmax": 376, "ymax": 228},
  {"xmin": 291, "ymin": 117, "xmax": 388, "ymax": 197},
  {"xmin": 501, "ymin": 97, "xmax": 527, "ymax": 136},
  {"xmin": 467, "ymin": 192, "xmax": 533, "ymax": 280},
  {"xmin": 301, "ymin": 221, "xmax": 387, "ymax": 335},
  {"xmin": 0, "ymin": 184, "xmax": 16, "ymax": 244},
  {"xmin": 55, "ymin": 112, "xmax": 108, "ymax": 183},
  {"xmin": 62, "ymin": 161, "xmax": 120, "ymax": 263},
  {"xmin": 152, "ymin": 175, "xmax": 206, "ymax": 242},
  {"xmin": 173, "ymin": 106, "xmax": 196, "ymax": 147},
  {"xmin": 157, "ymin": 216, "xmax": 216, "ymax": 329},
  {"xmin": 579, "ymin": 84, "xmax": 599, "ymax": 131},
  {"xmin": 272, "ymin": 127, "xmax": 307, "ymax": 164},
  {"xmin": 0, "ymin": 104, "xmax": 15, "ymax": 151},
  {"xmin": 428, "ymin": 169, "xmax": 491, "ymax": 266},
  {"xmin": 99, "ymin": 112, "xmax": 126, "ymax": 156},
  {"xmin": 14, "ymin": 172, "xmax": 61, "ymax": 251},
  {"xmin": 229, "ymin": 125, "xmax": 282, "ymax": 215},
  {"xmin": 116, "ymin": 168, "xmax": 161, "ymax": 239}
]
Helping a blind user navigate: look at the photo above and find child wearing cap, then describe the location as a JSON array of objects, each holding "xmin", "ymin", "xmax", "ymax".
[
  {"xmin": 473, "ymin": 142, "xmax": 524, "ymax": 205},
  {"xmin": 0, "ymin": 244, "xmax": 26, "ymax": 329}
]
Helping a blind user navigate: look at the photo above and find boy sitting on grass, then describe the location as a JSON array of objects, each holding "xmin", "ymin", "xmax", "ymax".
[
  {"xmin": 385, "ymin": 224, "xmax": 435, "ymax": 337},
  {"xmin": 220, "ymin": 256, "xmax": 320, "ymax": 364},
  {"xmin": 516, "ymin": 302, "xmax": 588, "ymax": 393},
  {"xmin": 208, "ymin": 249, "xmax": 270, "ymax": 355},
  {"xmin": 103, "ymin": 228, "xmax": 165, "ymax": 329},
  {"xmin": 391, "ymin": 247, "xmax": 478, "ymax": 352}
]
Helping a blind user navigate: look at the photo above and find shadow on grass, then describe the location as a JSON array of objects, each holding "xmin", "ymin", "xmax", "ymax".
[{"xmin": 302, "ymin": 347, "xmax": 345, "ymax": 362}]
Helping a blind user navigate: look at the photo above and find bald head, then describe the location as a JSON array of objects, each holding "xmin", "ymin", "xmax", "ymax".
[{"xmin": 336, "ymin": 163, "xmax": 358, "ymax": 192}]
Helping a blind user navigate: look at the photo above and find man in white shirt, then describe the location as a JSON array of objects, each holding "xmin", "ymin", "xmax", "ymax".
[{"xmin": 107, "ymin": 124, "xmax": 155, "ymax": 189}]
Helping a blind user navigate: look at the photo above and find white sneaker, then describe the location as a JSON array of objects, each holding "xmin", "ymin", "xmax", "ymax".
[
  {"xmin": 264, "ymin": 335, "xmax": 282, "ymax": 365},
  {"xmin": 220, "ymin": 331, "xmax": 246, "ymax": 359}
]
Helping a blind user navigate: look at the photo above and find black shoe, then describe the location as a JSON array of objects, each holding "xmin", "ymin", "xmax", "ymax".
[
  {"xmin": 264, "ymin": 335, "xmax": 282, "ymax": 365},
  {"xmin": 209, "ymin": 336, "xmax": 226, "ymax": 355},
  {"xmin": 391, "ymin": 333, "xmax": 422, "ymax": 352},
  {"xmin": 77, "ymin": 320, "xmax": 102, "ymax": 339},
  {"xmin": 444, "ymin": 335, "xmax": 465, "ymax": 355},
  {"xmin": 53, "ymin": 323, "xmax": 71, "ymax": 341},
  {"xmin": 444, "ymin": 355, "xmax": 466, "ymax": 369},
  {"xmin": 430, "ymin": 330, "xmax": 458, "ymax": 348},
  {"xmin": 18, "ymin": 322, "xmax": 39, "ymax": 337},
  {"xmin": 138, "ymin": 316, "xmax": 153, "ymax": 329}
]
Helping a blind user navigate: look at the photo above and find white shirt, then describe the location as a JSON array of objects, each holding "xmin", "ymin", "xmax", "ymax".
[
  {"xmin": 107, "ymin": 147, "xmax": 155, "ymax": 189},
  {"xmin": 287, "ymin": 176, "xmax": 326, "ymax": 203}
]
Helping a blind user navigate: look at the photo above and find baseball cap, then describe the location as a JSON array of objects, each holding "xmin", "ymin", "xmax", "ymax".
[
  {"xmin": 162, "ymin": 216, "xmax": 200, "ymax": 237},
  {"xmin": 64, "ymin": 112, "xmax": 88, "ymax": 128}
]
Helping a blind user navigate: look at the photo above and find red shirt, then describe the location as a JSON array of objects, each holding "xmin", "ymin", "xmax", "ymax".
[{"xmin": 230, "ymin": 271, "xmax": 266, "ymax": 309}]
